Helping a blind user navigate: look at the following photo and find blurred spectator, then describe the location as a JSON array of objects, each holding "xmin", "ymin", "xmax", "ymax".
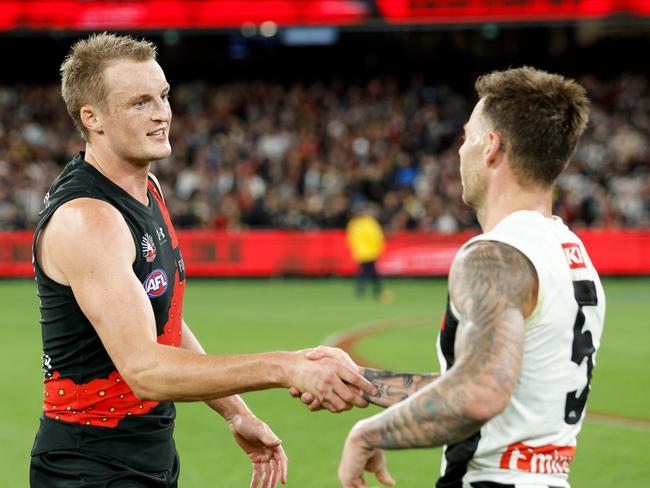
[{"xmin": 1, "ymin": 74, "xmax": 649, "ymax": 232}]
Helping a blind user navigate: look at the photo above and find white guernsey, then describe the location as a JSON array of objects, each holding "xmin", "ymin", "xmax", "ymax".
[{"xmin": 439, "ymin": 210, "xmax": 605, "ymax": 487}]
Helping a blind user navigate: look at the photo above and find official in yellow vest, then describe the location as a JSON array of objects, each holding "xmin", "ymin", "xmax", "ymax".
[{"xmin": 346, "ymin": 204, "xmax": 389, "ymax": 301}]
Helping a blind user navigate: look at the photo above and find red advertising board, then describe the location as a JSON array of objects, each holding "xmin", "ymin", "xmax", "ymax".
[
  {"xmin": 0, "ymin": 0, "xmax": 648, "ymax": 31},
  {"xmin": 376, "ymin": 0, "xmax": 650, "ymax": 24},
  {"xmin": 1, "ymin": 229, "xmax": 649, "ymax": 278},
  {"xmin": 0, "ymin": 0, "xmax": 368, "ymax": 30}
]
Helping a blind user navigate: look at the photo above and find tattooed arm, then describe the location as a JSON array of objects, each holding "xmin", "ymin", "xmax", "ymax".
[
  {"xmin": 338, "ymin": 240, "xmax": 537, "ymax": 487},
  {"xmin": 362, "ymin": 369, "xmax": 439, "ymax": 408}
]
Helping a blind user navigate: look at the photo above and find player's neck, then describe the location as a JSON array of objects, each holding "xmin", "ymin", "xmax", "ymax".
[
  {"xmin": 84, "ymin": 144, "xmax": 151, "ymax": 206},
  {"xmin": 478, "ymin": 184, "xmax": 553, "ymax": 232}
]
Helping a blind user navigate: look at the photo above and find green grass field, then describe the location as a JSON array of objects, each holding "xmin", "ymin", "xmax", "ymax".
[{"xmin": 2, "ymin": 278, "xmax": 649, "ymax": 487}]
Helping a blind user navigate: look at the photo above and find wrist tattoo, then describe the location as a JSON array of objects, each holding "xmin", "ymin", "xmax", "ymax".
[{"xmin": 362, "ymin": 369, "xmax": 438, "ymax": 408}]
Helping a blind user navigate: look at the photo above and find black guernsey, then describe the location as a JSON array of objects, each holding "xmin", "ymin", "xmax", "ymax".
[{"xmin": 31, "ymin": 152, "xmax": 186, "ymax": 472}]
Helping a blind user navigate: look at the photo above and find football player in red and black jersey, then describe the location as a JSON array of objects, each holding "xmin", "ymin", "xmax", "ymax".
[{"xmin": 31, "ymin": 33, "xmax": 375, "ymax": 488}]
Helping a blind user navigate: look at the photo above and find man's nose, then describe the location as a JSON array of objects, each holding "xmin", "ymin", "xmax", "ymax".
[{"xmin": 152, "ymin": 98, "xmax": 170, "ymax": 121}]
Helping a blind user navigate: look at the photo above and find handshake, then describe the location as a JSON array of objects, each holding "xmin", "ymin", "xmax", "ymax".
[{"xmin": 287, "ymin": 346, "xmax": 375, "ymax": 413}]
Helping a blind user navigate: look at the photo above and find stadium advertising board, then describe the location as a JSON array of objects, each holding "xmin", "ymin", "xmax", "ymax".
[
  {"xmin": 2, "ymin": 230, "xmax": 649, "ymax": 277},
  {"xmin": 0, "ymin": 0, "xmax": 648, "ymax": 31},
  {"xmin": 376, "ymin": 0, "xmax": 650, "ymax": 24}
]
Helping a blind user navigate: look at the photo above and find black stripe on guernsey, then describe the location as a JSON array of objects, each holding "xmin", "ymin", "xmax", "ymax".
[
  {"xmin": 436, "ymin": 295, "xmax": 482, "ymax": 488},
  {"xmin": 573, "ymin": 280, "xmax": 598, "ymax": 306},
  {"xmin": 439, "ymin": 296, "xmax": 458, "ymax": 368}
]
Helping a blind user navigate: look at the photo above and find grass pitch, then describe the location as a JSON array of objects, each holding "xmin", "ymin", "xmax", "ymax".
[{"xmin": 2, "ymin": 278, "xmax": 649, "ymax": 487}]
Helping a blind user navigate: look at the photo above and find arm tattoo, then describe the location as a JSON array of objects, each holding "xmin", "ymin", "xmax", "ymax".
[
  {"xmin": 357, "ymin": 241, "xmax": 534, "ymax": 449},
  {"xmin": 362, "ymin": 368, "xmax": 439, "ymax": 408}
]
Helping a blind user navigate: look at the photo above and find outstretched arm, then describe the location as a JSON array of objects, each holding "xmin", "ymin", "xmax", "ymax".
[
  {"xmin": 338, "ymin": 240, "xmax": 537, "ymax": 487},
  {"xmin": 37, "ymin": 198, "xmax": 375, "ymax": 411}
]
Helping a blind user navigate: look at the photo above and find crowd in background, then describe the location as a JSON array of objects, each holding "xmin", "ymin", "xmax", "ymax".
[{"xmin": 1, "ymin": 74, "xmax": 649, "ymax": 232}]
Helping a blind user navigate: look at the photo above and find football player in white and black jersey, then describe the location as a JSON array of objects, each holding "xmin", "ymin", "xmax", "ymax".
[{"xmin": 295, "ymin": 67, "xmax": 604, "ymax": 488}]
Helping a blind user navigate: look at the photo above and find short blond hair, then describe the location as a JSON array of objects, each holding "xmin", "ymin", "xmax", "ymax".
[{"xmin": 60, "ymin": 32, "xmax": 157, "ymax": 140}]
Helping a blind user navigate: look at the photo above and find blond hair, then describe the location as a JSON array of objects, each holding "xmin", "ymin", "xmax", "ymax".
[
  {"xmin": 475, "ymin": 67, "xmax": 590, "ymax": 186},
  {"xmin": 60, "ymin": 32, "xmax": 157, "ymax": 140}
]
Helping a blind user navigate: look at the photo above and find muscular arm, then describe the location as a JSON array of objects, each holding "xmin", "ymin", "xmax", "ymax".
[
  {"xmin": 362, "ymin": 369, "xmax": 439, "ymax": 408},
  {"xmin": 38, "ymin": 198, "xmax": 374, "ymax": 407},
  {"xmin": 349, "ymin": 240, "xmax": 536, "ymax": 449}
]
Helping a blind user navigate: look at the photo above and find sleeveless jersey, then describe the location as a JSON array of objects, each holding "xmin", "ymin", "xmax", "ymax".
[
  {"xmin": 31, "ymin": 152, "xmax": 186, "ymax": 472},
  {"xmin": 436, "ymin": 210, "xmax": 605, "ymax": 488}
]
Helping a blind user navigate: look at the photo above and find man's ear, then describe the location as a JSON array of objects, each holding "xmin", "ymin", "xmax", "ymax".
[
  {"xmin": 484, "ymin": 130, "xmax": 504, "ymax": 167},
  {"xmin": 80, "ymin": 105, "xmax": 104, "ymax": 135}
]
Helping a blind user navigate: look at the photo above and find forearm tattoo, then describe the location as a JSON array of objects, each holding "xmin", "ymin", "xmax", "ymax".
[
  {"xmin": 362, "ymin": 368, "xmax": 439, "ymax": 408},
  {"xmin": 358, "ymin": 241, "xmax": 534, "ymax": 450}
]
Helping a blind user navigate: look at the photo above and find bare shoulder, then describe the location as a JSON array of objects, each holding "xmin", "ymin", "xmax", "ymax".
[
  {"xmin": 449, "ymin": 240, "xmax": 538, "ymax": 320},
  {"xmin": 48, "ymin": 198, "xmax": 131, "ymax": 243},
  {"xmin": 39, "ymin": 198, "xmax": 135, "ymax": 284}
]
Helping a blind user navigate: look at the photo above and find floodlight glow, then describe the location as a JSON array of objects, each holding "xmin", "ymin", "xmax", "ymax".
[{"xmin": 260, "ymin": 20, "xmax": 278, "ymax": 38}]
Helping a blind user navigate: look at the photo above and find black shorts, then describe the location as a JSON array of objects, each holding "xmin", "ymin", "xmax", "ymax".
[{"xmin": 30, "ymin": 450, "xmax": 180, "ymax": 488}]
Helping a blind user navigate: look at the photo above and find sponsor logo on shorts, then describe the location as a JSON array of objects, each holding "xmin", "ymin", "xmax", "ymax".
[
  {"xmin": 144, "ymin": 269, "xmax": 168, "ymax": 298},
  {"xmin": 562, "ymin": 242, "xmax": 586, "ymax": 269},
  {"xmin": 500, "ymin": 442, "xmax": 575, "ymax": 474}
]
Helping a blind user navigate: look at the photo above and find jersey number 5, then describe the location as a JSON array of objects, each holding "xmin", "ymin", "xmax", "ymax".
[{"xmin": 565, "ymin": 280, "xmax": 598, "ymax": 425}]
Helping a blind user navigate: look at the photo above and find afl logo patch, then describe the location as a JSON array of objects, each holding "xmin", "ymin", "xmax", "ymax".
[{"xmin": 144, "ymin": 269, "xmax": 168, "ymax": 298}]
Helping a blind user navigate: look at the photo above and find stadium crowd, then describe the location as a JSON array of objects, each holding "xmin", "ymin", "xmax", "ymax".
[{"xmin": 1, "ymin": 74, "xmax": 649, "ymax": 232}]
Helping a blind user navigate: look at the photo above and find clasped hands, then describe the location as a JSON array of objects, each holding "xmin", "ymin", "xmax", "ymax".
[
  {"xmin": 289, "ymin": 346, "xmax": 396, "ymax": 487},
  {"xmin": 288, "ymin": 346, "xmax": 375, "ymax": 413}
]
